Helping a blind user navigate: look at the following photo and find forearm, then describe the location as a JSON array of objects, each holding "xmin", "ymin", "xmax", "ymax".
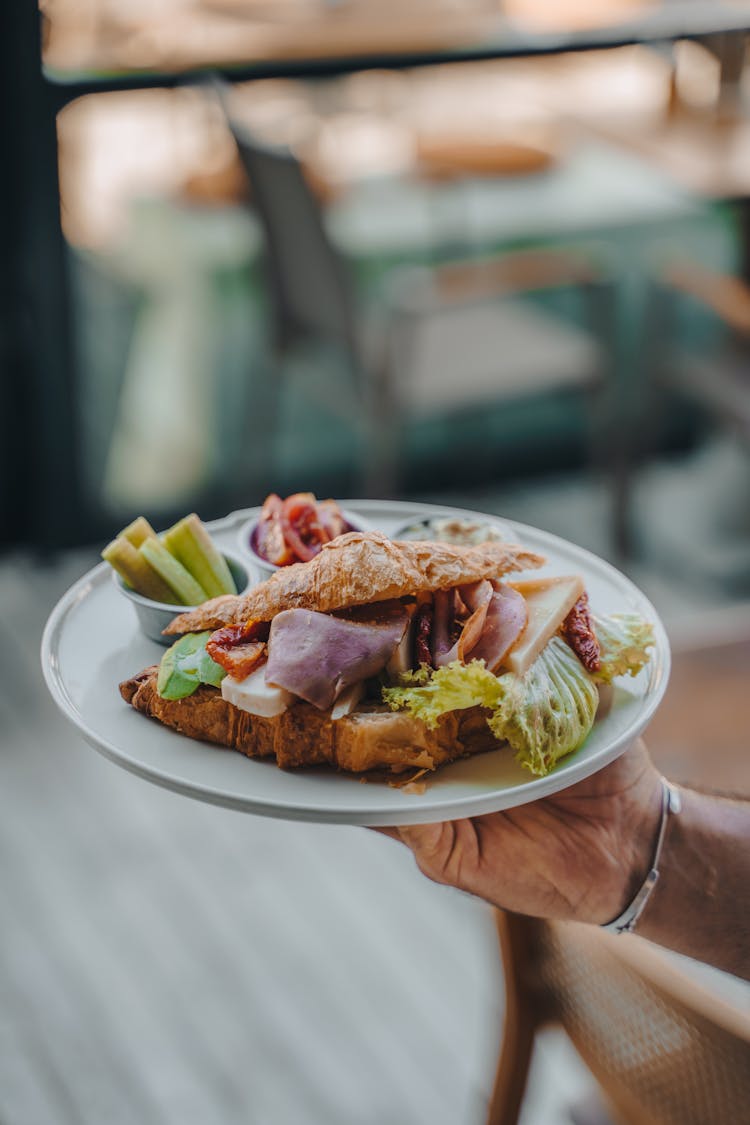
[
  {"xmin": 636, "ymin": 786, "xmax": 750, "ymax": 979},
  {"xmin": 379, "ymin": 743, "xmax": 750, "ymax": 979}
]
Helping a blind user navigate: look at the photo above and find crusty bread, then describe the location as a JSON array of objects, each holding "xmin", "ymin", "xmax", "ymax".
[
  {"xmin": 165, "ymin": 530, "xmax": 544, "ymax": 635},
  {"xmin": 120, "ymin": 666, "xmax": 503, "ymax": 775}
]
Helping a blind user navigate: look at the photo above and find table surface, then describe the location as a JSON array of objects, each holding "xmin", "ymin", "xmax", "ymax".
[
  {"xmin": 593, "ymin": 111, "xmax": 750, "ymax": 202},
  {"xmin": 326, "ymin": 138, "xmax": 704, "ymax": 261},
  {"xmin": 43, "ymin": 1, "xmax": 750, "ymax": 98}
]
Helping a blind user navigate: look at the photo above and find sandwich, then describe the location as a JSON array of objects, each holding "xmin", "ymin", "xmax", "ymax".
[{"xmin": 120, "ymin": 531, "xmax": 654, "ymax": 779}]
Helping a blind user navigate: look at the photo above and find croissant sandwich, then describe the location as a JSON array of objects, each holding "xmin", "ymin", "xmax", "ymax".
[{"xmin": 120, "ymin": 530, "xmax": 655, "ymax": 779}]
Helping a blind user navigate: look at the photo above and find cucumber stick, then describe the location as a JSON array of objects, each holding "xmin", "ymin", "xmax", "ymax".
[
  {"xmin": 119, "ymin": 516, "xmax": 158, "ymax": 549},
  {"xmin": 162, "ymin": 514, "xmax": 236, "ymax": 599},
  {"xmin": 139, "ymin": 538, "xmax": 208, "ymax": 606},
  {"xmin": 102, "ymin": 537, "xmax": 179, "ymax": 603}
]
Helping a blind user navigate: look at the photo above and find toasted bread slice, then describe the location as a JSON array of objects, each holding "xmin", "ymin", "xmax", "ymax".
[
  {"xmin": 120, "ymin": 666, "xmax": 502, "ymax": 775},
  {"xmin": 165, "ymin": 530, "xmax": 544, "ymax": 635}
]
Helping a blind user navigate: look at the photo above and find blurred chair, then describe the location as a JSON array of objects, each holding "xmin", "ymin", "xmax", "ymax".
[
  {"xmin": 214, "ymin": 82, "xmax": 620, "ymax": 519},
  {"xmin": 490, "ymin": 912, "xmax": 750, "ymax": 1125},
  {"xmin": 624, "ymin": 262, "xmax": 750, "ymax": 566},
  {"xmin": 648, "ymin": 262, "xmax": 750, "ymax": 441}
]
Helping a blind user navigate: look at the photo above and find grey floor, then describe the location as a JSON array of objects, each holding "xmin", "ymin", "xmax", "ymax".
[
  {"xmin": 4, "ymin": 440, "xmax": 749, "ymax": 1125},
  {"xmin": 0, "ymin": 547, "xmax": 596, "ymax": 1125}
]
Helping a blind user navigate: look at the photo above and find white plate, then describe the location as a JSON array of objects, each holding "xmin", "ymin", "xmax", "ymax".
[{"xmin": 41, "ymin": 501, "xmax": 670, "ymax": 826}]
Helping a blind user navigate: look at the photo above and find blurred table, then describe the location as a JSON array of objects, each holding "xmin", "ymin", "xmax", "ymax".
[
  {"xmin": 327, "ymin": 139, "xmax": 708, "ymax": 262},
  {"xmin": 11, "ymin": 0, "xmax": 750, "ymax": 550},
  {"xmin": 602, "ymin": 114, "xmax": 750, "ymax": 202},
  {"xmin": 41, "ymin": 1, "xmax": 750, "ymax": 101},
  {"xmin": 590, "ymin": 111, "xmax": 750, "ymax": 280}
]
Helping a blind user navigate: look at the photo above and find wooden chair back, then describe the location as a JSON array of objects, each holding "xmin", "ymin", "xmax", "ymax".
[
  {"xmin": 490, "ymin": 911, "xmax": 750, "ymax": 1125},
  {"xmin": 213, "ymin": 80, "xmax": 359, "ymax": 363}
]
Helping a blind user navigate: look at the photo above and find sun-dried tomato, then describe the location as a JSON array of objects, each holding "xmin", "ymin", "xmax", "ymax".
[
  {"xmin": 561, "ymin": 593, "xmax": 601, "ymax": 673},
  {"xmin": 254, "ymin": 493, "xmax": 351, "ymax": 566},
  {"xmin": 280, "ymin": 493, "xmax": 331, "ymax": 562},
  {"xmin": 317, "ymin": 499, "xmax": 349, "ymax": 540},
  {"xmin": 255, "ymin": 517, "xmax": 294, "ymax": 566},
  {"xmin": 259, "ymin": 493, "xmax": 283, "ymax": 521},
  {"xmin": 254, "ymin": 494, "xmax": 295, "ymax": 565},
  {"xmin": 414, "ymin": 603, "xmax": 434, "ymax": 668},
  {"xmin": 206, "ymin": 620, "xmax": 270, "ymax": 679}
]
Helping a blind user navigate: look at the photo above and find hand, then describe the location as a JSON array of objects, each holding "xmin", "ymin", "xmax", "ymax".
[{"xmin": 377, "ymin": 739, "xmax": 664, "ymax": 926}]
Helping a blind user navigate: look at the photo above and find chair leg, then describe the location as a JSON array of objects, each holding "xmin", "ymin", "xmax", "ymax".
[
  {"xmin": 360, "ymin": 417, "xmax": 402, "ymax": 499},
  {"xmin": 607, "ymin": 410, "xmax": 636, "ymax": 564},
  {"xmin": 579, "ymin": 279, "xmax": 636, "ymax": 562},
  {"xmin": 582, "ymin": 375, "xmax": 632, "ymax": 562},
  {"xmin": 246, "ymin": 353, "xmax": 283, "ymax": 500},
  {"xmin": 611, "ymin": 281, "xmax": 677, "ymax": 560},
  {"xmin": 487, "ymin": 912, "xmax": 546, "ymax": 1125},
  {"xmin": 486, "ymin": 999, "xmax": 538, "ymax": 1125},
  {"xmin": 359, "ymin": 352, "xmax": 403, "ymax": 499}
]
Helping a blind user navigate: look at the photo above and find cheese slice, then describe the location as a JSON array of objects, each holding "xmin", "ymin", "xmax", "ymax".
[
  {"xmin": 221, "ymin": 663, "xmax": 294, "ymax": 717},
  {"xmin": 504, "ymin": 575, "xmax": 584, "ymax": 675},
  {"xmin": 386, "ymin": 605, "xmax": 416, "ymax": 677},
  {"xmin": 331, "ymin": 681, "xmax": 365, "ymax": 720}
]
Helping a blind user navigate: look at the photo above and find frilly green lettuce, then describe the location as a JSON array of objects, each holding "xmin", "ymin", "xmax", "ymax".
[
  {"xmin": 157, "ymin": 631, "xmax": 226, "ymax": 700},
  {"xmin": 382, "ymin": 638, "xmax": 601, "ymax": 778},
  {"xmin": 379, "ymin": 611, "xmax": 656, "ymax": 778},
  {"xmin": 593, "ymin": 614, "xmax": 654, "ymax": 684},
  {"xmin": 488, "ymin": 635, "xmax": 600, "ymax": 777},
  {"xmin": 382, "ymin": 660, "xmax": 504, "ymax": 729},
  {"xmin": 381, "ymin": 641, "xmax": 597, "ymax": 777}
]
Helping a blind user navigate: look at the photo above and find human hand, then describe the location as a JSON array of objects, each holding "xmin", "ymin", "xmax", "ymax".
[{"xmin": 377, "ymin": 739, "xmax": 664, "ymax": 926}]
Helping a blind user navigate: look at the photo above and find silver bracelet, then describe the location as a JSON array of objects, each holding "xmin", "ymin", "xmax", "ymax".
[{"xmin": 601, "ymin": 778, "xmax": 682, "ymax": 935}]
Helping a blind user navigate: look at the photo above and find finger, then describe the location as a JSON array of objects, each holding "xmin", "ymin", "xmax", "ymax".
[
  {"xmin": 395, "ymin": 822, "xmax": 445, "ymax": 855},
  {"xmin": 366, "ymin": 823, "xmax": 445, "ymax": 855},
  {"xmin": 367, "ymin": 826, "xmax": 403, "ymax": 841}
]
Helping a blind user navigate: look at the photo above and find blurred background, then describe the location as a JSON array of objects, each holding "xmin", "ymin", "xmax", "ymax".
[{"xmin": 2, "ymin": 2, "xmax": 750, "ymax": 1124}]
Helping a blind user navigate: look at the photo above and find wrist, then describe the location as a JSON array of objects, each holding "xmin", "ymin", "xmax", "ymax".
[
  {"xmin": 593, "ymin": 767, "xmax": 665, "ymax": 926},
  {"xmin": 602, "ymin": 779, "xmax": 682, "ymax": 933}
]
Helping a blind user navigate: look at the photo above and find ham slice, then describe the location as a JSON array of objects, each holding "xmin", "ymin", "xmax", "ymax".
[
  {"xmin": 469, "ymin": 583, "xmax": 527, "ymax": 672},
  {"xmin": 265, "ymin": 603, "xmax": 409, "ymax": 710},
  {"xmin": 433, "ymin": 581, "xmax": 493, "ymax": 667},
  {"xmin": 457, "ymin": 581, "xmax": 495, "ymax": 662},
  {"xmin": 432, "ymin": 580, "xmax": 525, "ymax": 672}
]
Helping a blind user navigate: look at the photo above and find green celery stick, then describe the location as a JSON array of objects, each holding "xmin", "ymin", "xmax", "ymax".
[
  {"xmin": 162, "ymin": 513, "xmax": 236, "ymax": 599},
  {"xmin": 119, "ymin": 516, "xmax": 159, "ymax": 549},
  {"xmin": 139, "ymin": 538, "xmax": 209, "ymax": 606},
  {"xmin": 102, "ymin": 537, "xmax": 179, "ymax": 603}
]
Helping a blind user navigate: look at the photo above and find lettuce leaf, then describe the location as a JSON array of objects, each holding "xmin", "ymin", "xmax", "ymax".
[
  {"xmin": 382, "ymin": 660, "xmax": 504, "ymax": 729},
  {"xmin": 488, "ymin": 635, "xmax": 599, "ymax": 777},
  {"xmin": 382, "ymin": 641, "xmax": 598, "ymax": 777},
  {"xmin": 381, "ymin": 612, "xmax": 654, "ymax": 779},
  {"xmin": 593, "ymin": 613, "xmax": 654, "ymax": 684},
  {"xmin": 157, "ymin": 631, "xmax": 227, "ymax": 700}
]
